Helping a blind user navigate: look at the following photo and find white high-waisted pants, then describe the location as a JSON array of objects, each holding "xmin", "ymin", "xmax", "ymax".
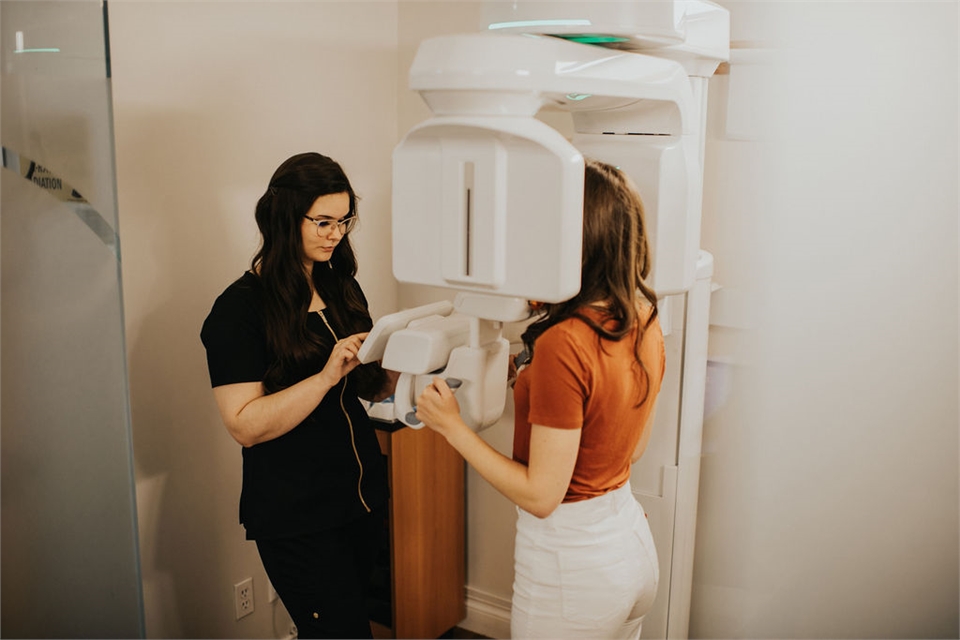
[{"xmin": 510, "ymin": 482, "xmax": 659, "ymax": 640}]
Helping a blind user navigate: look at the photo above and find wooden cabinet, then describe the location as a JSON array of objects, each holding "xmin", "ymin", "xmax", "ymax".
[{"xmin": 370, "ymin": 424, "xmax": 466, "ymax": 639}]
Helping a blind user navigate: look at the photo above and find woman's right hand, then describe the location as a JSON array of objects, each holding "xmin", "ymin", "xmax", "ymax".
[
  {"xmin": 212, "ymin": 331, "xmax": 369, "ymax": 448},
  {"xmin": 320, "ymin": 331, "xmax": 368, "ymax": 385},
  {"xmin": 415, "ymin": 377, "xmax": 467, "ymax": 439}
]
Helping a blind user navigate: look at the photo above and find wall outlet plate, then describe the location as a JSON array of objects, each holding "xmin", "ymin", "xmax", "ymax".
[{"xmin": 234, "ymin": 577, "xmax": 254, "ymax": 620}]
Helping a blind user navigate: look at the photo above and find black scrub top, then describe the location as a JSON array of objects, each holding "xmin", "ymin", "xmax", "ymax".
[{"xmin": 200, "ymin": 271, "xmax": 388, "ymax": 540}]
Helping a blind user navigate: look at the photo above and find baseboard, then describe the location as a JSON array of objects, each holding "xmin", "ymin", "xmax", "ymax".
[{"xmin": 458, "ymin": 586, "xmax": 512, "ymax": 639}]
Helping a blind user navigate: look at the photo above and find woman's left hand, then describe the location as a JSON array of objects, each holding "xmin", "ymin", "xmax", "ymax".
[{"xmin": 415, "ymin": 377, "xmax": 465, "ymax": 437}]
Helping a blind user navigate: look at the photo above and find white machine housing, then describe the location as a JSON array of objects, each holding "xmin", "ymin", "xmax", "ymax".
[
  {"xmin": 393, "ymin": 28, "xmax": 719, "ymax": 300},
  {"xmin": 372, "ymin": 0, "xmax": 726, "ymax": 426},
  {"xmin": 363, "ymin": 3, "xmax": 730, "ymax": 638},
  {"xmin": 373, "ymin": 0, "xmax": 727, "ymax": 420}
]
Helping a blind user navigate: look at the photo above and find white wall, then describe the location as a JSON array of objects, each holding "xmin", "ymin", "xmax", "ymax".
[
  {"xmin": 109, "ymin": 2, "xmax": 399, "ymax": 637},
  {"xmin": 107, "ymin": 1, "xmax": 958, "ymax": 638},
  {"xmin": 692, "ymin": 1, "xmax": 958, "ymax": 637}
]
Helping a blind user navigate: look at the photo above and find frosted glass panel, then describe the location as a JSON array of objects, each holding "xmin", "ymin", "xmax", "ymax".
[{"xmin": 1, "ymin": 1, "xmax": 144, "ymax": 637}]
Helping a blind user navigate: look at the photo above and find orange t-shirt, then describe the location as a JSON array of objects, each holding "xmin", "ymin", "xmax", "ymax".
[{"xmin": 512, "ymin": 305, "xmax": 665, "ymax": 503}]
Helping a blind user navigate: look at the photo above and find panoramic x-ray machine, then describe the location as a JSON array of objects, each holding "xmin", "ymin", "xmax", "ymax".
[{"xmin": 359, "ymin": 2, "xmax": 729, "ymax": 637}]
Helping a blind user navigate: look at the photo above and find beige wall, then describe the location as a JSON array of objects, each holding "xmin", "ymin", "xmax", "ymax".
[
  {"xmin": 110, "ymin": 2, "xmax": 399, "ymax": 636},
  {"xmin": 693, "ymin": 1, "xmax": 958, "ymax": 637}
]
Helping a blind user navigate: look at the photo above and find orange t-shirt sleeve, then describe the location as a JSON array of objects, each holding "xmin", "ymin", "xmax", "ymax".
[{"xmin": 525, "ymin": 325, "xmax": 591, "ymax": 430}]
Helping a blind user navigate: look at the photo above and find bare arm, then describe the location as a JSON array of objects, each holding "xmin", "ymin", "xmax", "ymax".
[
  {"xmin": 213, "ymin": 332, "xmax": 367, "ymax": 447},
  {"xmin": 416, "ymin": 377, "xmax": 580, "ymax": 518}
]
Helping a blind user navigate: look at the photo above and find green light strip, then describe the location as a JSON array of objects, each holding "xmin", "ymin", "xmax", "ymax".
[
  {"xmin": 14, "ymin": 48, "xmax": 61, "ymax": 53},
  {"xmin": 555, "ymin": 35, "xmax": 630, "ymax": 44}
]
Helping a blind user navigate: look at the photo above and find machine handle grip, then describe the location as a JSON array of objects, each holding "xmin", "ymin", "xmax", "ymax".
[{"xmin": 403, "ymin": 377, "xmax": 463, "ymax": 427}]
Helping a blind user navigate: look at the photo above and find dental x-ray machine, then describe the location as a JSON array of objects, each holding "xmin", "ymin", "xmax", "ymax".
[{"xmin": 359, "ymin": 2, "xmax": 728, "ymax": 637}]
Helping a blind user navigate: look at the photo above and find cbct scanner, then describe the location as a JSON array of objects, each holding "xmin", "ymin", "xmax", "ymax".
[{"xmin": 359, "ymin": 2, "xmax": 729, "ymax": 637}]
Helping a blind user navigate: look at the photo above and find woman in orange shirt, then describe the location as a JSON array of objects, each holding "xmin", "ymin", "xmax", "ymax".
[{"xmin": 416, "ymin": 158, "xmax": 665, "ymax": 639}]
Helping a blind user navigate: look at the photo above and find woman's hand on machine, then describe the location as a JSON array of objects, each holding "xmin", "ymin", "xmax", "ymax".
[
  {"xmin": 320, "ymin": 332, "xmax": 368, "ymax": 385},
  {"xmin": 415, "ymin": 377, "xmax": 465, "ymax": 436}
]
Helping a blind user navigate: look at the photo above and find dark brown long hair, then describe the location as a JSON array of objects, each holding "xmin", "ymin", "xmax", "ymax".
[
  {"xmin": 521, "ymin": 158, "xmax": 659, "ymax": 404},
  {"xmin": 251, "ymin": 152, "xmax": 378, "ymax": 393}
]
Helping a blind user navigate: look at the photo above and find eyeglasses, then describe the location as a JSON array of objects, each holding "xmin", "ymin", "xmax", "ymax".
[{"xmin": 303, "ymin": 214, "xmax": 357, "ymax": 236}]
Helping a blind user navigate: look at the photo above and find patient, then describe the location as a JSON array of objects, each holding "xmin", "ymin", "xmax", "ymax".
[{"xmin": 415, "ymin": 158, "xmax": 665, "ymax": 639}]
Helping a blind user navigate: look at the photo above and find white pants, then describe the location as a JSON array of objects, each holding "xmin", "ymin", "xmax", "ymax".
[{"xmin": 511, "ymin": 482, "xmax": 659, "ymax": 640}]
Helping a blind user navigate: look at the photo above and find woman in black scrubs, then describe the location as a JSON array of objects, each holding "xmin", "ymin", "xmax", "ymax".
[{"xmin": 201, "ymin": 152, "xmax": 396, "ymax": 638}]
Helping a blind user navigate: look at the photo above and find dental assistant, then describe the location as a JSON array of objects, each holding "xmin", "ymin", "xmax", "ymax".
[{"xmin": 201, "ymin": 152, "xmax": 396, "ymax": 639}]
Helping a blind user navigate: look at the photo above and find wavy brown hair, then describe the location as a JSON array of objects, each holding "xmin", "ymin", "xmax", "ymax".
[
  {"xmin": 521, "ymin": 158, "xmax": 659, "ymax": 404},
  {"xmin": 252, "ymin": 152, "xmax": 383, "ymax": 395}
]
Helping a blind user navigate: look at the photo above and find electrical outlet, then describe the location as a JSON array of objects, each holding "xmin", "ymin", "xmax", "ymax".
[{"xmin": 234, "ymin": 577, "xmax": 254, "ymax": 620}]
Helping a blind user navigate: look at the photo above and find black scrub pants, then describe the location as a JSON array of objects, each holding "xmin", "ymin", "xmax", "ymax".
[{"xmin": 256, "ymin": 508, "xmax": 386, "ymax": 639}]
